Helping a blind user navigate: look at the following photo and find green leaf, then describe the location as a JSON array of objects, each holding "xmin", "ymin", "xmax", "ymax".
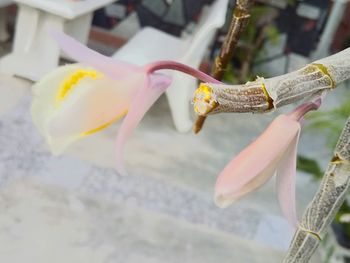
[
  {"xmin": 265, "ymin": 25, "xmax": 280, "ymax": 45},
  {"xmin": 287, "ymin": 0, "xmax": 296, "ymax": 6},
  {"xmin": 222, "ymin": 63, "xmax": 238, "ymax": 84},
  {"xmin": 297, "ymin": 155, "xmax": 323, "ymax": 180},
  {"xmin": 305, "ymin": 91, "xmax": 350, "ymax": 148}
]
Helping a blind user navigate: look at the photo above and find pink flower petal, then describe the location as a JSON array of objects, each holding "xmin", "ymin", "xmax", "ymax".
[
  {"xmin": 50, "ymin": 30, "xmax": 140, "ymax": 79},
  {"xmin": 215, "ymin": 115, "xmax": 300, "ymax": 208},
  {"xmin": 115, "ymin": 73, "xmax": 172, "ymax": 175},
  {"xmin": 275, "ymin": 128, "xmax": 300, "ymax": 228}
]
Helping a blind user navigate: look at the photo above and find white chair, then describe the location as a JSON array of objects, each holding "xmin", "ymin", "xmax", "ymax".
[
  {"xmin": 113, "ymin": 0, "xmax": 229, "ymax": 132},
  {"xmin": 0, "ymin": 0, "xmax": 115, "ymax": 81},
  {"xmin": 0, "ymin": 0, "xmax": 12, "ymax": 42}
]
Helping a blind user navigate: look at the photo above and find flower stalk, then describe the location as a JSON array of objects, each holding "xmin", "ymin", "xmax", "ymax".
[{"xmin": 144, "ymin": 61, "xmax": 221, "ymax": 84}]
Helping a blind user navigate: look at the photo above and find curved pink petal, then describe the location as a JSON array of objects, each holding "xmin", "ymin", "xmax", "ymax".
[
  {"xmin": 115, "ymin": 73, "xmax": 172, "ymax": 175},
  {"xmin": 50, "ymin": 30, "xmax": 141, "ymax": 79},
  {"xmin": 214, "ymin": 115, "xmax": 300, "ymax": 208},
  {"xmin": 275, "ymin": 129, "xmax": 300, "ymax": 228}
]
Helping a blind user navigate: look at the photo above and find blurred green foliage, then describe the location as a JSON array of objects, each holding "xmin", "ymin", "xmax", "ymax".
[
  {"xmin": 222, "ymin": 63, "xmax": 238, "ymax": 83},
  {"xmin": 296, "ymin": 155, "xmax": 323, "ymax": 180},
  {"xmin": 297, "ymin": 90, "xmax": 350, "ymax": 178},
  {"xmin": 265, "ymin": 26, "xmax": 280, "ymax": 45},
  {"xmin": 334, "ymin": 201, "xmax": 350, "ymax": 243},
  {"xmin": 306, "ymin": 93, "xmax": 350, "ymax": 148},
  {"xmin": 243, "ymin": 6, "xmax": 278, "ymax": 43},
  {"xmin": 287, "ymin": 0, "xmax": 296, "ymax": 6}
]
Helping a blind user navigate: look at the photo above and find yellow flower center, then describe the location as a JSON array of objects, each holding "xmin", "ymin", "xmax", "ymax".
[
  {"xmin": 194, "ymin": 83, "xmax": 212, "ymax": 103},
  {"xmin": 56, "ymin": 69, "xmax": 99, "ymax": 104},
  {"xmin": 193, "ymin": 83, "xmax": 217, "ymax": 115},
  {"xmin": 55, "ymin": 68, "xmax": 127, "ymax": 136}
]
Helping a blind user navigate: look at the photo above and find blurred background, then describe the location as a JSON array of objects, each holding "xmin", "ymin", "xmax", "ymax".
[{"xmin": 0, "ymin": 0, "xmax": 349, "ymax": 262}]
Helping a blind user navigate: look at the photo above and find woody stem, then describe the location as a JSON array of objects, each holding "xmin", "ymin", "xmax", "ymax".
[{"xmin": 194, "ymin": 0, "xmax": 254, "ymax": 133}]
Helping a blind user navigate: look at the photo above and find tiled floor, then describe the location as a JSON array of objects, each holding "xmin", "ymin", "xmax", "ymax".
[{"xmin": 0, "ymin": 180, "xmax": 286, "ymax": 263}]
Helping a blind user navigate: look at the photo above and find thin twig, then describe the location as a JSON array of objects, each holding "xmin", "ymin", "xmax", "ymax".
[{"xmin": 193, "ymin": 0, "xmax": 253, "ymax": 134}]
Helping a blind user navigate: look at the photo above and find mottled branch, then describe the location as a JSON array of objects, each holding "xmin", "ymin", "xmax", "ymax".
[
  {"xmin": 193, "ymin": 48, "xmax": 350, "ymax": 115},
  {"xmin": 283, "ymin": 117, "xmax": 350, "ymax": 263}
]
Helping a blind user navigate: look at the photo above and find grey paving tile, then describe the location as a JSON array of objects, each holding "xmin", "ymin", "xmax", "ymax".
[{"xmin": 0, "ymin": 179, "xmax": 286, "ymax": 263}]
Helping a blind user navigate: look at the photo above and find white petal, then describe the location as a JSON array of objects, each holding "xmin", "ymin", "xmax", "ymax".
[{"xmin": 31, "ymin": 64, "xmax": 146, "ymax": 155}]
